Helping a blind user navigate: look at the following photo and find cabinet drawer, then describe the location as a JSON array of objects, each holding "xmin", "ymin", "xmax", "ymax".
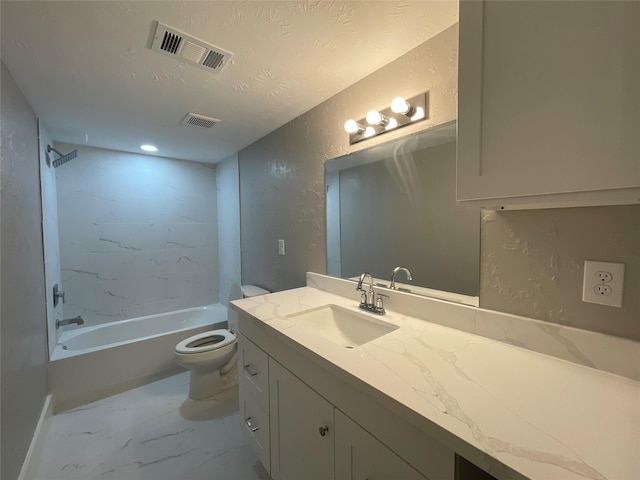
[
  {"xmin": 240, "ymin": 383, "xmax": 270, "ymax": 473},
  {"xmin": 239, "ymin": 334, "xmax": 269, "ymax": 411}
]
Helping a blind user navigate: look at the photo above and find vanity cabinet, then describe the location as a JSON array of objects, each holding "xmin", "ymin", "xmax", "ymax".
[
  {"xmin": 238, "ymin": 332, "xmax": 453, "ymax": 480},
  {"xmin": 335, "ymin": 410, "xmax": 428, "ymax": 480},
  {"xmin": 269, "ymin": 358, "xmax": 334, "ymax": 480},
  {"xmin": 457, "ymin": 0, "xmax": 640, "ymax": 209},
  {"xmin": 238, "ymin": 335, "xmax": 270, "ymax": 471}
]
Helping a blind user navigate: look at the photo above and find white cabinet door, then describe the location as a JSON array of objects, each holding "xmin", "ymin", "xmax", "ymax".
[
  {"xmin": 457, "ymin": 0, "xmax": 640, "ymax": 208},
  {"xmin": 269, "ymin": 358, "xmax": 334, "ymax": 480},
  {"xmin": 335, "ymin": 410, "xmax": 428, "ymax": 480}
]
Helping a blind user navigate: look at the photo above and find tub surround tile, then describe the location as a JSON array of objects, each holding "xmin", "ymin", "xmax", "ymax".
[
  {"xmin": 167, "ymin": 223, "xmax": 218, "ymax": 249},
  {"xmin": 39, "ymin": 124, "xmax": 65, "ymax": 354},
  {"xmin": 232, "ymin": 274, "xmax": 639, "ymax": 480},
  {"xmin": 56, "ymin": 144, "xmax": 220, "ymax": 328}
]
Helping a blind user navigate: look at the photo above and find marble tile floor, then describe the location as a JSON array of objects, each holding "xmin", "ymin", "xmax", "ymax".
[{"xmin": 31, "ymin": 372, "xmax": 271, "ymax": 480}]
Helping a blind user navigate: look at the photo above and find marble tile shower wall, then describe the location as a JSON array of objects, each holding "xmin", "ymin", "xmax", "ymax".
[{"xmin": 56, "ymin": 144, "xmax": 219, "ymax": 327}]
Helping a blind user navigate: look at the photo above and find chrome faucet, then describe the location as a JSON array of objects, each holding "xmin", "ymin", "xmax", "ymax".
[
  {"xmin": 56, "ymin": 315, "xmax": 84, "ymax": 329},
  {"xmin": 390, "ymin": 266, "xmax": 413, "ymax": 291},
  {"xmin": 356, "ymin": 272, "xmax": 386, "ymax": 315}
]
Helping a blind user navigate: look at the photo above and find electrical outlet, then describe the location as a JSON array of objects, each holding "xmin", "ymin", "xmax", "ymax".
[
  {"xmin": 582, "ymin": 261, "xmax": 624, "ymax": 307},
  {"xmin": 593, "ymin": 284, "xmax": 612, "ymax": 296},
  {"xmin": 595, "ymin": 271, "xmax": 613, "ymax": 283},
  {"xmin": 278, "ymin": 239, "xmax": 285, "ymax": 256}
]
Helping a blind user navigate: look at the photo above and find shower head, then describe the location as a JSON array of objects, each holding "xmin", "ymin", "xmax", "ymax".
[{"xmin": 47, "ymin": 145, "xmax": 78, "ymax": 168}]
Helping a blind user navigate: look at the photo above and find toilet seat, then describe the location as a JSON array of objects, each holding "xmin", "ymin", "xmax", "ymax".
[{"xmin": 176, "ymin": 329, "xmax": 236, "ymax": 354}]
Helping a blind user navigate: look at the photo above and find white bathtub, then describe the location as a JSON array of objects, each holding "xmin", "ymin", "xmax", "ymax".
[{"xmin": 49, "ymin": 304, "xmax": 227, "ymax": 411}]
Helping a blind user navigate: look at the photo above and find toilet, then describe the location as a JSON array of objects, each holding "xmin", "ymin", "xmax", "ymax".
[{"xmin": 175, "ymin": 285, "xmax": 270, "ymax": 400}]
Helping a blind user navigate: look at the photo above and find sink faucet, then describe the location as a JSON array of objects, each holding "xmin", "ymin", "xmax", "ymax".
[
  {"xmin": 56, "ymin": 315, "xmax": 84, "ymax": 329},
  {"xmin": 390, "ymin": 266, "xmax": 413, "ymax": 291},
  {"xmin": 356, "ymin": 272, "xmax": 387, "ymax": 315}
]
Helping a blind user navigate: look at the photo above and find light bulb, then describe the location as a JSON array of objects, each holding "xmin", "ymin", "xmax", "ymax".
[
  {"xmin": 344, "ymin": 119, "xmax": 361, "ymax": 134},
  {"xmin": 385, "ymin": 118, "xmax": 398, "ymax": 130},
  {"xmin": 140, "ymin": 144, "xmax": 158, "ymax": 152},
  {"xmin": 390, "ymin": 96, "xmax": 410, "ymax": 114},
  {"xmin": 411, "ymin": 107, "xmax": 425, "ymax": 121},
  {"xmin": 366, "ymin": 110, "xmax": 383, "ymax": 125},
  {"xmin": 364, "ymin": 126, "xmax": 375, "ymax": 138}
]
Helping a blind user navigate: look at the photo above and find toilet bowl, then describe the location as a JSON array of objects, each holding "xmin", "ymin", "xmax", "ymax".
[
  {"xmin": 175, "ymin": 329, "xmax": 237, "ymax": 399},
  {"xmin": 175, "ymin": 285, "xmax": 270, "ymax": 399}
]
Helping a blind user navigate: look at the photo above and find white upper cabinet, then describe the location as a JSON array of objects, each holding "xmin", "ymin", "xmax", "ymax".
[{"xmin": 457, "ymin": 0, "xmax": 640, "ymax": 209}]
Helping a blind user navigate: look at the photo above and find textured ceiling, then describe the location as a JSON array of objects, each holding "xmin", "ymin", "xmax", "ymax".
[{"xmin": 1, "ymin": 1, "xmax": 458, "ymax": 163}]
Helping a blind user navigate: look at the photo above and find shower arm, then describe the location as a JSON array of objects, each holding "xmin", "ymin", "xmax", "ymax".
[
  {"xmin": 47, "ymin": 144, "xmax": 78, "ymax": 168},
  {"xmin": 47, "ymin": 145, "xmax": 65, "ymax": 157}
]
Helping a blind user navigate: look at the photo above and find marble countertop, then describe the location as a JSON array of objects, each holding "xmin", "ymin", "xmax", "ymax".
[{"xmin": 232, "ymin": 285, "xmax": 639, "ymax": 480}]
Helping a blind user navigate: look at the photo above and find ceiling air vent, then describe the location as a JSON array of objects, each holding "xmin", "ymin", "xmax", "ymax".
[
  {"xmin": 182, "ymin": 113, "xmax": 220, "ymax": 129},
  {"xmin": 150, "ymin": 22, "xmax": 232, "ymax": 73}
]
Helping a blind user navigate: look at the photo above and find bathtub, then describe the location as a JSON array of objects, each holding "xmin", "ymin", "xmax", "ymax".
[{"xmin": 49, "ymin": 304, "xmax": 227, "ymax": 412}]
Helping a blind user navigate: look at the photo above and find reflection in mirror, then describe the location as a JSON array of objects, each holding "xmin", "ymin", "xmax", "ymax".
[{"xmin": 326, "ymin": 121, "xmax": 480, "ymax": 302}]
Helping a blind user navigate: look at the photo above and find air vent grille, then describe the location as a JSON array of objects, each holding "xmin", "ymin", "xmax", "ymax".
[
  {"xmin": 150, "ymin": 22, "xmax": 233, "ymax": 73},
  {"xmin": 182, "ymin": 113, "xmax": 220, "ymax": 129},
  {"xmin": 203, "ymin": 50, "xmax": 225, "ymax": 70},
  {"xmin": 160, "ymin": 31, "xmax": 182, "ymax": 54}
]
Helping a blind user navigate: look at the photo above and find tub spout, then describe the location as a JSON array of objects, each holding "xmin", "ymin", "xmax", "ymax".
[{"xmin": 56, "ymin": 315, "xmax": 84, "ymax": 329}]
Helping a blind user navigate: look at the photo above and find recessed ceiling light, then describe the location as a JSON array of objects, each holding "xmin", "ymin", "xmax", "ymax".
[{"xmin": 140, "ymin": 144, "xmax": 158, "ymax": 152}]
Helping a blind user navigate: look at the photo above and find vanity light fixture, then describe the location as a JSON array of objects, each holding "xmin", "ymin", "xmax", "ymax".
[
  {"xmin": 390, "ymin": 96, "xmax": 415, "ymax": 116},
  {"xmin": 140, "ymin": 144, "xmax": 158, "ymax": 152},
  {"xmin": 385, "ymin": 118, "xmax": 398, "ymax": 131},
  {"xmin": 411, "ymin": 107, "xmax": 425, "ymax": 121},
  {"xmin": 365, "ymin": 109, "xmax": 389, "ymax": 127},
  {"xmin": 343, "ymin": 91, "xmax": 429, "ymax": 145},
  {"xmin": 344, "ymin": 119, "xmax": 365, "ymax": 134}
]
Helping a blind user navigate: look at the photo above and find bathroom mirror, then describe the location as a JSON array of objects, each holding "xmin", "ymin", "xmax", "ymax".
[{"xmin": 325, "ymin": 121, "xmax": 480, "ymax": 301}]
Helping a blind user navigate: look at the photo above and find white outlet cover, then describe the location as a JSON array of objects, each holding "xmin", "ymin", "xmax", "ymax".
[{"xmin": 582, "ymin": 260, "xmax": 625, "ymax": 307}]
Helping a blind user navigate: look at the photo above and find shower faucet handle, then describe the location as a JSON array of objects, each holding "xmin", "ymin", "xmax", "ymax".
[{"xmin": 53, "ymin": 284, "xmax": 65, "ymax": 307}]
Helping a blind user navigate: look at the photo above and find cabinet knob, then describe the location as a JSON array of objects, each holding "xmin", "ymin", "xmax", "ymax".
[{"xmin": 318, "ymin": 425, "xmax": 329, "ymax": 437}]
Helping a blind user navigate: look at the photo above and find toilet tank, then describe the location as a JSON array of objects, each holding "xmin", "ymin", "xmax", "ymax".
[{"xmin": 228, "ymin": 285, "xmax": 270, "ymax": 334}]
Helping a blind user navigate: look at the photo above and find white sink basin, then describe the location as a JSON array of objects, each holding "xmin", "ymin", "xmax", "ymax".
[{"xmin": 287, "ymin": 305, "xmax": 398, "ymax": 348}]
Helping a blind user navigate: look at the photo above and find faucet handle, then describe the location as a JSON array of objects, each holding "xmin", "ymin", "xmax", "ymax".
[
  {"xmin": 359, "ymin": 291, "xmax": 368, "ymax": 307},
  {"xmin": 375, "ymin": 293, "xmax": 389, "ymax": 313},
  {"xmin": 53, "ymin": 284, "xmax": 65, "ymax": 307}
]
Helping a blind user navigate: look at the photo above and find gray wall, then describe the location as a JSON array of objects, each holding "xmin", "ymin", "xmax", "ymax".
[
  {"xmin": 339, "ymin": 142, "xmax": 479, "ymax": 296},
  {"xmin": 56, "ymin": 144, "xmax": 220, "ymax": 327},
  {"xmin": 1, "ymin": 60, "xmax": 49, "ymax": 480},
  {"xmin": 238, "ymin": 24, "xmax": 639, "ymax": 341},
  {"xmin": 480, "ymin": 206, "xmax": 640, "ymax": 340},
  {"xmin": 240, "ymin": 25, "xmax": 458, "ymax": 293}
]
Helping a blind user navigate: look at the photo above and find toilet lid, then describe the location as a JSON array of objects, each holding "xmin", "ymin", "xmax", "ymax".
[{"xmin": 176, "ymin": 329, "xmax": 236, "ymax": 354}]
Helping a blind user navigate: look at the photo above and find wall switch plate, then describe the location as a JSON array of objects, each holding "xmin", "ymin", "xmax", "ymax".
[
  {"xmin": 278, "ymin": 239, "xmax": 285, "ymax": 256},
  {"xmin": 582, "ymin": 260, "xmax": 624, "ymax": 307}
]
